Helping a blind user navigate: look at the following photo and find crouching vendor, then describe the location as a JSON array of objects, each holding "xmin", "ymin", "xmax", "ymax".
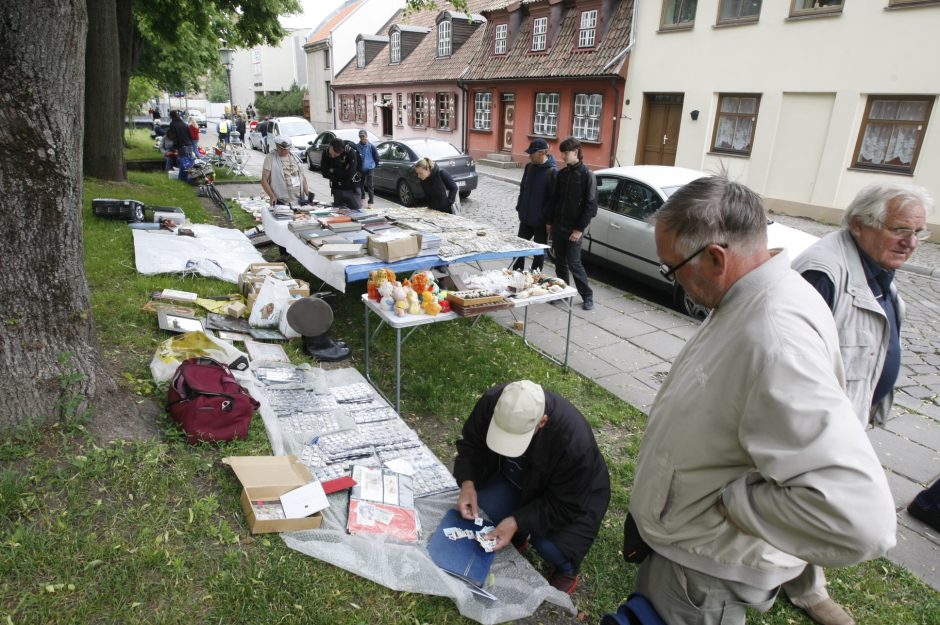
[{"xmin": 453, "ymin": 380, "xmax": 610, "ymax": 595}]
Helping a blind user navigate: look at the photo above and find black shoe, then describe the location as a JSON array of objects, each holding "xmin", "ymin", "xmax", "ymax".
[
  {"xmin": 908, "ymin": 497, "xmax": 940, "ymax": 532},
  {"xmin": 582, "ymin": 298, "xmax": 594, "ymax": 311},
  {"xmin": 303, "ymin": 342, "xmax": 351, "ymax": 362}
]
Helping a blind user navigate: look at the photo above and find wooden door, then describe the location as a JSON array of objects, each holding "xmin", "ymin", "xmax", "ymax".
[
  {"xmin": 641, "ymin": 94, "xmax": 683, "ymax": 166},
  {"xmin": 499, "ymin": 92, "xmax": 515, "ymax": 152}
]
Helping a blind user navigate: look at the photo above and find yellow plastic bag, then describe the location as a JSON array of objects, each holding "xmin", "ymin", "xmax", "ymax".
[{"xmin": 149, "ymin": 331, "xmax": 249, "ymax": 383}]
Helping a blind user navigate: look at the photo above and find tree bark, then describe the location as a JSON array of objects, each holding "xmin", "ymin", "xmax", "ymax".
[
  {"xmin": 0, "ymin": 0, "xmax": 125, "ymax": 430},
  {"xmin": 84, "ymin": 0, "xmax": 126, "ymax": 181}
]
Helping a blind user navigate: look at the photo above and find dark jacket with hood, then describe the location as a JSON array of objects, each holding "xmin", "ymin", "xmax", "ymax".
[
  {"xmin": 453, "ymin": 383, "xmax": 611, "ymax": 568},
  {"xmin": 549, "ymin": 160, "xmax": 597, "ymax": 233},
  {"xmin": 419, "ymin": 165, "xmax": 459, "ymax": 213},
  {"xmin": 516, "ymin": 154, "xmax": 557, "ymax": 227},
  {"xmin": 320, "ymin": 143, "xmax": 360, "ymax": 191}
]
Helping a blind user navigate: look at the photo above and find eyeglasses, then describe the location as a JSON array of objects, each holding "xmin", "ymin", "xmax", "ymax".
[
  {"xmin": 659, "ymin": 243, "xmax": 728, "ymax": 282},
  {"xmin": 876, "ymin": 220, "xmax": 931, "ymax": 241}
]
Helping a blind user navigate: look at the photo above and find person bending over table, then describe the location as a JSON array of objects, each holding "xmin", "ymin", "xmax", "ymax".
[{"xmin": 453, "ymin": 380, "xmax": 610, "ymax": 595}]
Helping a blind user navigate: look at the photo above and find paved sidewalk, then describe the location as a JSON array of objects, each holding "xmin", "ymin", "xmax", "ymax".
[{"xmin": 473, "ymin": 162, "xmax": 940, "ymax": 590}]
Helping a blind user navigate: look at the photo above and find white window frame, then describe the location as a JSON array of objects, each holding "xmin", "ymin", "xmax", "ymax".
[
  {"xmin": 356, "ymin": 40, "xmax": 365, "ymax": 68},
  {"xmin": 494, "ymin": 23, "xmax": 508, "ymax": 54},
  {"xmin": 578, "ymin": 10, "xmax": 598, "ymax": 48},
  {"xmin": 573, "ymin": 93, "xmax": 602, "ymax": 141},
  {"xmin": 396, "ymin": 93, "xmax": 403, "ymax": 126},
  {"xmin": 533, "ymin": 92, "xmax": 560, "ymax": 136},
  {"xmin": 438, "ymin": 20, "xmax": 452, "ymax": 57},
  {"xmin": 532, "ymin": 17, "xmax": 548, "ymax": 51},
  {"xmin": 390, "ymin": 31, "xmax": 401, "ymax": 63},
  {"xmin": 413, "ymin": 93, "xmax": 426, "ymax": 127},
  {"xmin": 474, "ymin": 92, "xmax": 492, "ymax": 130},
  {"xmin": 437, "ymin": 93, "xmax": 452, "ymax": 129}
]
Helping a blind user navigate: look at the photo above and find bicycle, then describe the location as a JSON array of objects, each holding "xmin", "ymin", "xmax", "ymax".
[{"xmin": 186, "ymin": 160, "xmax": 233, "ymax": 222}]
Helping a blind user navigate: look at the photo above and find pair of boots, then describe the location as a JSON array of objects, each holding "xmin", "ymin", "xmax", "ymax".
[{"xmin": 301, "ymin": 332, "xmax": 350, "ymax": 362}]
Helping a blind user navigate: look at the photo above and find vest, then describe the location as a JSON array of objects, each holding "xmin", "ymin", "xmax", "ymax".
[{"xmin": 792, "ymin": 230, "xmax": 904, "ymax": 426}]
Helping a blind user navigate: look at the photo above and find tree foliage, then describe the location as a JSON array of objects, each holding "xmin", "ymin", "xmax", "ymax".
[
  {"xmin": 206, "ymin": 70, "xmax": 230, "ymax": 103},
  {"xmin": 405, "ymin": 0, "xmax": 470, "ymax": 15},
  {"xmin": 126, "ymin": 76, "xmax": 161, "ymax": 119},
  {"xmin": 254, "ymin": 84, "xmax": 306, "ymax": 117}
]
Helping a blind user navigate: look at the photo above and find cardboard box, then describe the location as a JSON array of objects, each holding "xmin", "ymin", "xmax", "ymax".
[
  {"xmin": 368, "ymin": 233, "xmax": 422, "ymax": 262},
  {"xmin": 222, "ymin": 455, "xmax": 324, "ymax": 534}
]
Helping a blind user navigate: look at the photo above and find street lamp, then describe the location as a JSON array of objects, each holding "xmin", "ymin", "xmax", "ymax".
[{"xmin": 219, "ymin": 44, "xmax": 235, "ymax": 117}]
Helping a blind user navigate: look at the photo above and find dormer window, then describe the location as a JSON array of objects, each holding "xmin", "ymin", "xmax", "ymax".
[
  {"xmin": 532, "ymin": 17, "xmax": 548, "ymax": 51},
  {"xmin": 438, "ymin": 20, "xmax": 452, "ymax": 57},
  {"xmin": 356, "ymin": 40, "xmax": 365, "ymax": 68},
  {"xmin": 390, "ymin": 31, "xmax": 401, "ymax": 63},
  {"xmin": 494, "ymin": 23, "xmax": 508, "ymax": 54},
  {"xmin": 578, "ymin": 10, "xmax": 598, "ymax": 48}
]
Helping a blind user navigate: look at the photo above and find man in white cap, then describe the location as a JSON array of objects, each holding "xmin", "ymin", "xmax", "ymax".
[
  {"xmin": 453, "ymin": 380, "xmax": 610, "ymax": 594},
  {"xmin": 261, "ymin": 135, "xmax": 310, "ymax": 206}
]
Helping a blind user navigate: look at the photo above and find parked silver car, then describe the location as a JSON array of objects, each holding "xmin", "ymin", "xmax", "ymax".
[
  {"xmin": 583, "ymin": 166, "xmax": 818, "ymax": 317},
  {"xmin": 305, "ymin": 129, "xmax": 380, "ymax": 171},
  {"xmin": 247, "ymin": 116, "xmax": 317, "ymax": 160},
  {"xmin": 373, "ymin": 138, "xmax": 477, "ymax": 206}
]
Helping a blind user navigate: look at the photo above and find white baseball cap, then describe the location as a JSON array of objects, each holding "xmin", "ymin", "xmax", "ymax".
[
  {"xmin": 274, "ymin": 135, "xmax": 292, "ymax": 148},
  {"xmin": 486, "ymin": 380, "xmax": 546, "ymax": 458}
]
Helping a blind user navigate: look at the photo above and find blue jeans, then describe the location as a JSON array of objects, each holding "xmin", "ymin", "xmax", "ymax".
[{"xmin": 476, "ymin": 473, "xmax": 574, "ymax": 575}]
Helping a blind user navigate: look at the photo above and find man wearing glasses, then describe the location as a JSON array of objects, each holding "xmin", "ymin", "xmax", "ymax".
[
  {"xmin": 626, "ymin": 176, "xmax": 895, "ymax": 625},
  {"xmin": 787, "ymin": 184, "xmax": 932, "ymax": 625}
]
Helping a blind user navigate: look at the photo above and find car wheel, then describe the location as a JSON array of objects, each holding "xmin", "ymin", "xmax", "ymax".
[
  {"xmin": 458, "ymin": 189, "xmax": 471, "ymax": 199},
  {"xmin": 674, "ymin": 284, "xmax": 710, "ymax": 321},
  {"xmin": 397, "ymin": 179, "xmax": 414, "ymax": 206}
]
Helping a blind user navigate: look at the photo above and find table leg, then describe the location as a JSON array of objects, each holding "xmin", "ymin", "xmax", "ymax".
[
  {"xmin": 563, "ymin": 296, "xmax": 573, "ymax": 370},
  {"xmin": 395, "ymin": 327, "xmax": 402, "ymax": 413},
  {"xmin": 364, "ymin": 304, "xmax": 371, "ymax": 381}
]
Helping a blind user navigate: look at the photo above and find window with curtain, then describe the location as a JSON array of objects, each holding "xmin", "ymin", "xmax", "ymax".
[
  {"xmin": 355, "ymin": 95, "xmax": 366, "ymax": 123},
  {"xmin": 532, "ymin": 17, "xmax": 548, "ymax": 51},
  {"xmin": 533, "ymin": 92, "xmax": 560, "ymax": 136},
  {"xmin": 474, "ymin": 92, "xmax": 492, "ymax": 130},
  {"xmin": 356, "ymin": 40, "xmax": 365, "ymax": 68},
  {"xmin": 390, "ymin": 32, "xmax": 401, "ymax": 63},
  {"xmin": 396, "ymin": 93, "xmax": 403, "ymax": 126},
  {"xmin": 494, "ymin": 23, "xmax": 508, "ymax": 54},
  {"xmin": 573, "ymin": 93, "xmax": 602, "ymax": 141},
  {"xmin": 438, "ymin": 20, "xmax": 452, "ymax": 57},
  {"xmin": 578, "ymin": 10, "xmax": 598, "ymax": 47},
  {"xmin": 717, "ymin": 0, "xmax": 762, "ymax": 24},
  {"xmin": 341, "ymin": 95, "xmax": 353, "ymax": 122},
  {"xmin": 438, "ymin": 93, "xmax": 452, "ymax": 129},
  {"xmin": 854, "ymin": 96, "xmax": 933, "ymax": 173},
  {"xmin": 789, "ymin": 0, "xmax": 843, "ymax": 17},
  {"xmin": 711, "ymin": 94, "xmax": 761, "ymax": 155},
  {"xmin": 661, "ymin": 0, "xmax": 697, "ymax": 29}
]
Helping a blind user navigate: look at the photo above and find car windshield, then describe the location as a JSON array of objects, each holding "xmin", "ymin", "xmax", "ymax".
[
  {"xmin": 409, "ymin": 141, "xmax": 461, "ymax": 159},
  {"xmin": 280, "ymin": 121, "xmax": 315, "ymax": 136}
]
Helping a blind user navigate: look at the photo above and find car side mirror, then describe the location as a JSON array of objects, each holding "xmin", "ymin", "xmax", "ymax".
[{"xmin": 308, "ymin": 141, "xmax": 314, "ymax": 146}]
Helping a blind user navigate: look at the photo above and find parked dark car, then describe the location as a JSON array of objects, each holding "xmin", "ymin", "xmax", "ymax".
[
  {"xmin": 305, "ymin": 129, "xmax": 380, "ymax": 171},
  {"xmin": 373, "ymin": 138, "xmax": 477, "ymax": 206}
]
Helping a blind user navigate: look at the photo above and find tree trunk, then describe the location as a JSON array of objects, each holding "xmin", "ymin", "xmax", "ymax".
[
  {"xmin": 84, "ymin": 0, "xmax": 126, "ymax": 181},
  {"xmin": 0, "ymin": 0, "xmax": 125, "ymax": 430}
]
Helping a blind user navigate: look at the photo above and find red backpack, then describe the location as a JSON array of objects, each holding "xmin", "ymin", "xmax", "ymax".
[{"xmin": 167, "ymin": 357, "xmax": 259, "ymax": 444}]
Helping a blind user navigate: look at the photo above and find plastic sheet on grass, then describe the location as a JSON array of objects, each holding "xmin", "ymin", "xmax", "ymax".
[{"xmin": 132, "ymin": 224, "xmax": 263, "ymax": 283}]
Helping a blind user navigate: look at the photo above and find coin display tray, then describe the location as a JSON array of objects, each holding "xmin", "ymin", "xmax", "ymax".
[
  {"xmin": 331, "ymin": 383, "xmax": 375, "ymax": 404},
  {"xmin": 348, "ymin": 405, "xmax": 398, "ymax": 424},
  {"xmin": 358, "ymin": 419, "xmax": 422, "ymax": 452},
  {"xmin": 265, "ymin": 388, "xmax": 338, "ymax": 415},
  {"xmin": 378, "ymin": 445, "xmax": 458, "ymax": 498},
  {"xmin": 316, "ymin": 429, "xmax": 374, "ymax": 462},
  {"xmin": 254, "ymin": 365, "xmax": 310, "ymax": 385},
  {"xmin": 279, "ymin": 412, "xmax": 343, "ymax": 439}
]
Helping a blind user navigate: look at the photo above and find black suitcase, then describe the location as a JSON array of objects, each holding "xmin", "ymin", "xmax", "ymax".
[{"xmin": 92, "ymin": 198, "xmax": 146, "ymax": 222}]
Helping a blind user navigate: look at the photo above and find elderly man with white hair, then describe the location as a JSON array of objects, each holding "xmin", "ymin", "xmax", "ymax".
[{"xmin": 786, "ymin": 183, "xmax": 932, "ymax": 625}]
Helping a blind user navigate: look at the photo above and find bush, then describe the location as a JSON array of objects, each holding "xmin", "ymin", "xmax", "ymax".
[{"xmin": 255, "ymin": 84, "xmax": 306, "ymax": 117}]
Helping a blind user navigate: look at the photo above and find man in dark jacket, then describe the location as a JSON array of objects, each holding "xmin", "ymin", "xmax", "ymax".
[
  {"xmin": 321, "ymin": 138, "xmax": 361, "ymax": 210},
  {"xmin": 548, "ymin": 137, "xmax": 597, "ymax": 310},
  {"xmin": 513, "ymin": 139, "xmax": 556, "ymax": 273},
  {"xmin": 165, "ymin": 110, "xmax": 193, "ymax": 157},
  {"xmin": 453, "ymin": 380, "xmax": 611, "ymax": 595}
]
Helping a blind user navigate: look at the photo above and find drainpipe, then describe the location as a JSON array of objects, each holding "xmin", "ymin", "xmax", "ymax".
[
  {"xmin": 457, "ymin": 67, "xmax": 470, "ymax": 153},
  {"xmin": 609, "ymin": 77, "xmax": 621, "ymax": 168}
]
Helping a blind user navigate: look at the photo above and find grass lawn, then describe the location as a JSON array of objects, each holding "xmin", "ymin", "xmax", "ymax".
[{"xmin": 0, "ymin": 167, "xmax": 938, "ymax": 624}]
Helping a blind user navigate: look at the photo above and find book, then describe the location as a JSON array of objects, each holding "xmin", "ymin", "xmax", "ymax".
[
  {"xmin": 427, "ymin": 508, "xmax": 496, "ymax": 590},
  {"xmin": 346, "ymin": 466, "xmax": 419, "ymax": 542}
]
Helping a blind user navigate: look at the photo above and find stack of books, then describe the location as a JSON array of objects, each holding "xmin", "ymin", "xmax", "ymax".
[
  {"xmin": 328, "ymin": 220, "xmax": 363, "ymax": 233},
  {"xmin": 420, "ymin": 233, "xmax": 442, "ymax": 255},
  {"xmin": 271, "ymin": 205, "xmax": 294, "ymax": 220},
  {"xmin": 318, "ymin": 242, "xmax": 366, "ymax": 259}
]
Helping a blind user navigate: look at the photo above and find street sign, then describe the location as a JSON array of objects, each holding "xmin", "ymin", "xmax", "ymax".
[{"xmin": 173, "ymin": 91, "xmax": 186, "ymax": 98}]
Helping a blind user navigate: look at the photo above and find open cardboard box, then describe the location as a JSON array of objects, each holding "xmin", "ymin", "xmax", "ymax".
[
  {"xmin": 368, "ymin": 233, "xmax": 423, "ymax": 262},
  {"xmin": 222, "ymin": 455, "xmax": 324, "ymax": 534}
]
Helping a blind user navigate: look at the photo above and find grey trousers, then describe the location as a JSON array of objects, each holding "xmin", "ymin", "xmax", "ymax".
[
  {"xmin": 634, "ymin": 552, "xmax": 778, "ymax": 625},
  {"xmin": 782, "ymin": 564, "xmax": 830, "ymax": 608}
]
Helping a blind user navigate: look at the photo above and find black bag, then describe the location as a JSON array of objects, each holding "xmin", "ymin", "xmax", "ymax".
[{"xmin": 622, "ymin": 513, "xmax": 652, "ymax": 564}]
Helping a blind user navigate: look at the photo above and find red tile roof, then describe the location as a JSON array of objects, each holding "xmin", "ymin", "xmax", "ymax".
[
  {"xmin": 465, "ymin": 0, "xmax": 635, "ymax": 80},
  {"xmin": 306, "ymin": 0, "xmax": 365, "ymax": 46}
]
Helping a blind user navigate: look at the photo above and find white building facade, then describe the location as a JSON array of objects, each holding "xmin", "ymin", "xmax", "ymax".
[
  {"xmin": 230, "ymin": 27, "xmax": 310, "ymax": 112},
  {"xmin": 618, "ymin": 0, "xmax": 940, "ymax": 234}
]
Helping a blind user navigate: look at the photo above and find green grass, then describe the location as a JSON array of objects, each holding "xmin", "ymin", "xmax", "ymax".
[
  {"xmin": 1, "ymin": 169, "xmax": 938, "ymax": 624},
  {"xmin": 124, "ymin": 128, "xmax": 160, "ymax": 162}
]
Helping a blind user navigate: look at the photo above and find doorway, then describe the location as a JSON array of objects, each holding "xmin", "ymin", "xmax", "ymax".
[
  {"xmin": 638, "ymin": 94, "xmax": 683, "ymax": 166},
  {"xmin": 381, "ymin": 94, "xmax": 393, "ymax": 136},
  {"xmin": 499, "ymin": 92, "xmax": 515, "ymax": 152}
]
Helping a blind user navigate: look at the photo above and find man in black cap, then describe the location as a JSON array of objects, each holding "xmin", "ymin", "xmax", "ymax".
[
  {"xmin": 453, "ymin": 380, "xmax": 611, "ymax": 594},
  {"xmin": 321, "ymin": 138, "xmax": 361, "ymax": 210},
  {"xmin": 512, "ymin": 139, "xmax": 557, "ymax": 274},
  {"xmin": 548, "ymin": 137, "xmax": 597, "ymax": 310}
]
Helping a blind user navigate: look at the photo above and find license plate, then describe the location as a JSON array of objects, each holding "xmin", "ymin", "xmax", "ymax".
[{"xmin": 457, "ymin": 181, "xmax": 466, "ymax": 187}]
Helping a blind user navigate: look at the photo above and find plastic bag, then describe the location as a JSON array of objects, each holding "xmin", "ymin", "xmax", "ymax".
[
  {"xmin": 278, "ymin": 300, "xmax": 301, "ymax": 339},
  {"xmin": 248, "ymin": 276, "xmax": 292, "ymax": 328},
  {"xmin": 150, "ymin": 331, "xmax": 249, "ymax": 383}
]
